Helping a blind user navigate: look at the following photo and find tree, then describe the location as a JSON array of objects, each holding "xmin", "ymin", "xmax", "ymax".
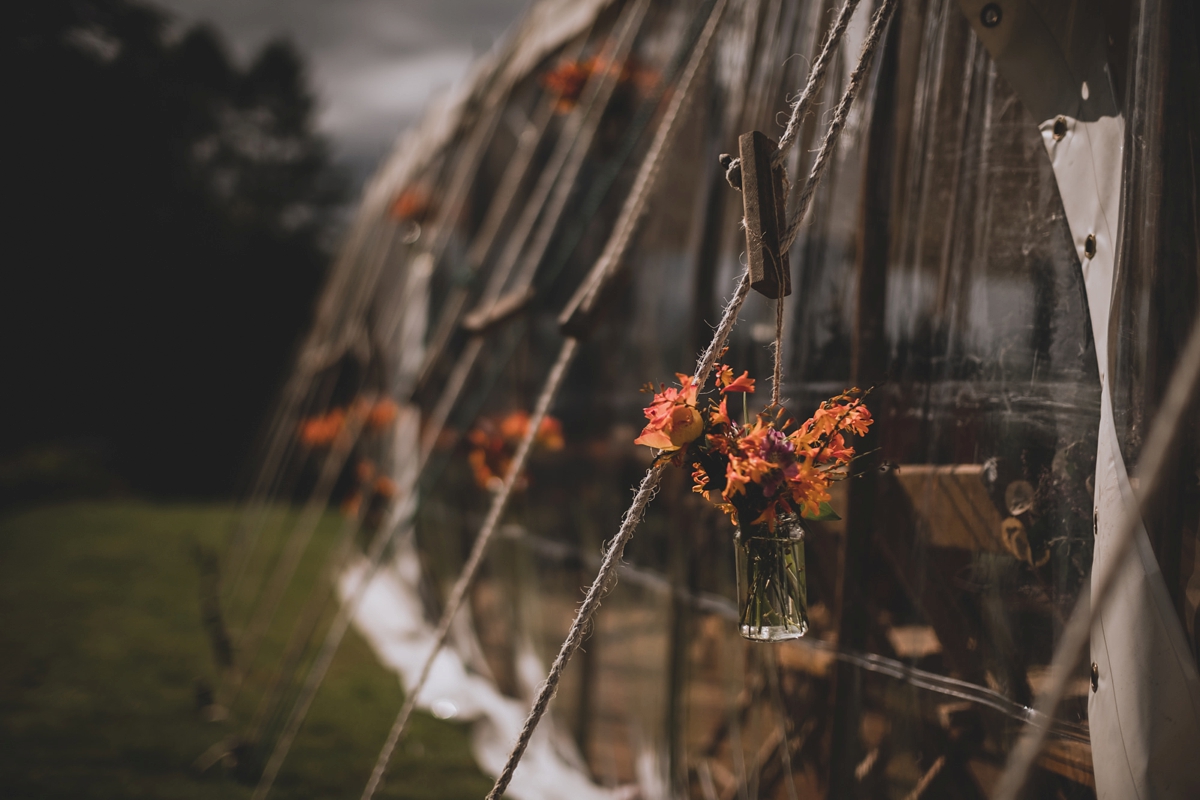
[{"xmin": 3, "ymin": 0, "xmax": 346, "ymax": 497}]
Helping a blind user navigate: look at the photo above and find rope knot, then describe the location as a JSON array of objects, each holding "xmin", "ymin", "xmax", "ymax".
[{"xmin": 719, "ymin": 153, "xmax": 742, "ymax": 189}]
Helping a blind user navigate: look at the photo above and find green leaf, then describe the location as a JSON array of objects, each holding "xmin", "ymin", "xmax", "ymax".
[{"xmin": 803, "ymin": 502, "xmax": 841, "ymax": 521}]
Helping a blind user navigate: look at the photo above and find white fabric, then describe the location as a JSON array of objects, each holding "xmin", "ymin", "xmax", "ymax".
[
  {"xmin": 339, "ymin": 551, "xmax": 620, "ymax": 800},
  {"xmin": 1040, "ymin": 113, "xmax": 1200, "ymax": 799},
  {"xmin": 340, "ymin": 388, "xmax": 617, "ymax": 799}
]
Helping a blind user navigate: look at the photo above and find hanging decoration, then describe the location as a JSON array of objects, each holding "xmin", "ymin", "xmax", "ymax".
[
  {"xmin": 467, "ymin": 411, "xmax": 565, "ymax": 491},
  {"xmin": 635, "ymin": 365, "xmax": 872, "ymax": 640},
  {"xmin": 387, "ymin": 185, "xmax": 433, "ymax": 222},
  {"xmin": 297, "ymin": 398, "xmax": 399, "ymax": 447},
  {"xmin": 539, "ymin": 51, "xmax": 659, "ymax": 113}
]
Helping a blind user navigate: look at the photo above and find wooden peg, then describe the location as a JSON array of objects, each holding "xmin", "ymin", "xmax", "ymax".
[{"xmin": 738, "ymin": 131, "xmax": 791, "ymax": 299}]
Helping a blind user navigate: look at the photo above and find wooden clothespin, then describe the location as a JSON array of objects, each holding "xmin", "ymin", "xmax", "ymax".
[{"xmin": 737, "ymin": 131, "xmax": 791, "ymax": 299}]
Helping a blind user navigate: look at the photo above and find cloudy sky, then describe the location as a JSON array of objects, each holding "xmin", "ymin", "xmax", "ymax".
[{"xmin": 157, "ymin": 0, "xmax": 529, "ymax": 183}]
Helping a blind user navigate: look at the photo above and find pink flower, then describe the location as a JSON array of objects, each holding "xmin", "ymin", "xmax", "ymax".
[{"xmin": 634, "ymin": 374, "xmax": 703, "ymax": 451}]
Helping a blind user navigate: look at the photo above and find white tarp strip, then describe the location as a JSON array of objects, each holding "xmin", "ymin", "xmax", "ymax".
[
  {"xmin": 1040, "ymin": 112, "xmax": 1200, "ymax": 799},
  {"xmin": 338, "ymin": 550, "xmax": 623, "ymax": 800}
]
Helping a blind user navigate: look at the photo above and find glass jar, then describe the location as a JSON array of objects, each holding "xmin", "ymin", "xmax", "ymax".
[{"xmin": 735, "ymin": 515, "xmax": 808, "ymax": 641}]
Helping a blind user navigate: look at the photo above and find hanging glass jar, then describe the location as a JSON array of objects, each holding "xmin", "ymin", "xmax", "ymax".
[{"xmin": 735, "ymin": 514, "xmax": 808, "ymax": 641}]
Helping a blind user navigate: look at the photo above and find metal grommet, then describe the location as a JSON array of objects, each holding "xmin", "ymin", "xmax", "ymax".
[
  {"xmin": 1053, "ymin": 116, "xmax": 1068, "ymax": 140},
  {"xmin": 1084, "ymin": 234, "xmax": 1097, "ymax": 259},
  {"xmin": 980, "ymin": 3, "xmax": 1002, "ymax": 28},
  {"xmin": 1090, "ymin": 662, "xmax": 1099, "ymax": 692}
]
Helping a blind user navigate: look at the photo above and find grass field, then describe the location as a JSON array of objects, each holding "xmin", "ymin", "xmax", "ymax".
[{"xmin": 0, "ymin": 501, "xmax": 492, "ymax": 799}]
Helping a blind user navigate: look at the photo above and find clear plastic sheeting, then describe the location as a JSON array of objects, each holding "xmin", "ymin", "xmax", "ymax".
[
  {"xmin": 404, "ymin": 0, "xmax": 1100, "ymax": 794},
  {"xmin": 221, "ymin": 0, "xmax": 1200, "ymax": 797}
]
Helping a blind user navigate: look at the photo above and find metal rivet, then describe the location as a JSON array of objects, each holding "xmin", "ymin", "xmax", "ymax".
[
  {"xmin": 1084, "ymin": 234, "xmax": 1097, "ymax": 259},
  {"xmin": 1090, "ymin": 662, "xmax": 1099, "ymax": 692},
  {"xmin": 980, "ymin": 3, "xmax": 1002, "ymax": 28},
  {"xmin": 1053, "ymin": 116, "xmax": 1068, "ymax": 140}
]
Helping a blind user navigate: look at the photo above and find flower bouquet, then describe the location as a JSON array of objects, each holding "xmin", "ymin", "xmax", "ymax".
[
  {"xmin": 467, "ymin": 411, "xmax": 565, "ymax": 492},
  {"xmin": 635, "ymin": 366, "xmax": 872, "ymax": 641}
]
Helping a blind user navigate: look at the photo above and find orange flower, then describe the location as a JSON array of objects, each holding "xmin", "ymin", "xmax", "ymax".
[
  {"xmin": 540, "ymin": 52, "xmax": 656, "ymax": 113},
  {"xmin": 721, "ymin": 371, "xmax": 755, "ymax": 394},
  {"xmin": 788, "ymin": 390, "xmax": 872, "ymax": 458},
  {"xmin": 709, "ymin": 397, "xmax": 732, "ymax": 427},
  {"xmin": 499, "ymin": 411, "xmax": 531, "ymax": 441},
  {"xmin": 389, "ymin": 186, "xmax": 432, "ymax": 221},
  {"xmin": 366, "ymin": 399, "xmax": 399, "ymax": 432},
  {"xmin": 715, "ymin": 364, "xmax": 755, "ymax": 394},
  {"xmin": 299, "ymin": 408, "xmax": 346, "ymax": 446},
  {"xmin": 340, "ymin": 492, "xmax": 362, "ymax": 518},
  {"xmin": 638, "ymin": 370, "xmax": 870, "ymax": 529},
  {"xmin": 468, "ymin": 448, "xmax": 495, "ymax": 490},
  {"xmin": 536, "ymin": 416, "xmax": 565, "ymax": 451},
  {"xmin": 634, "ymin": 374, "xmax": 702, "ymax": 451},
  {"xmin": 724, "ymin": 460, "xmax": 751, "ymax": 497},
  {"xmin": 373, "ymin": 476, "xmax": 398, "ymax": 499},
  {"xmin": 467, "ymin": 411, "xmax": 564, "ymax": 491},
  {"xmin": 540, "ymin": 58, "xmax": 593, "ymax": 112}
]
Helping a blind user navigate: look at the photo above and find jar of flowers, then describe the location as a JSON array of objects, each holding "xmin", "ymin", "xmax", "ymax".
[{"xmin": 634, "ymin": 366, "xmax": 872, "ymax": 641}]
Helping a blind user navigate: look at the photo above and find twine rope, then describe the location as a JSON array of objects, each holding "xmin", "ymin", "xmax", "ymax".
[
  {"xmin": 774, "ymin": 0, "xmax": 862, "ymax": 165},
  {"xmin": 780, "ymin": 0, "xmax": 898, "ymax": 253},
  {"xmin": 360, "ymin": 339, "xmax": 577, "ymax": 800},
  {"xmin": 360, "ymin": 1, "xmax": 725, "ymax": 795},
  {"xmin": 486, "ymin": 271, "xmax": 750, "ymax": 800},
  {"xmin": 772, "ymin": 262, "xmax": 786, "ymax": 408},
  {"xmin": 723, "ymin": 0, "xmax": 862, "ymax": 189},
  {"xmin": 485, "ymin": 2, "xmax": 898, "ymax": 795},
  {"xmin": 728, "ymin": 0, "xmax": 871, "ymax": 408}
]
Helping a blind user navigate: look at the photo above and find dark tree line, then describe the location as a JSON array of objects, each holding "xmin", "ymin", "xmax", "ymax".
[{"xmin": 4, "ymin": 1, "xmax": 346, "ymax": 497}]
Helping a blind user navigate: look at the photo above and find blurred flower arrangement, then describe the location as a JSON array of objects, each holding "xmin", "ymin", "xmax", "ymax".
[
  {"xmin": 298, "ymin": 398, "xmax": 399, "ymax": 447},
  {"xmin": 388, "ymin": 185, "xmax": 433, "ymax": 222},
  {"xmin": 635, "ymin": 366, "xmax": 872, "ymax": 641},
  {"xmin": 539, "ymin": 53, "xmax": 659, "ymax": 113},
  {"xmin": 341, "ymin": 459, "xmax": 398, "ymax": 518},
  {"xmin": 468, "ymin": 411, "xmax": 565, "ymax": 492}
]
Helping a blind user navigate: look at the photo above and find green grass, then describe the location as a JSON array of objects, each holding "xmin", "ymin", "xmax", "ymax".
[{"xmin": 0, "ymin": 501, "xmax": 492, "ymax": 799}]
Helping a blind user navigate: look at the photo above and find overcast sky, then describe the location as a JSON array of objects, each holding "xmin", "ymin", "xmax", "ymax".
[{"xmin": 157, "ymin": 0, "xmax": 529, "ymax": 183}]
